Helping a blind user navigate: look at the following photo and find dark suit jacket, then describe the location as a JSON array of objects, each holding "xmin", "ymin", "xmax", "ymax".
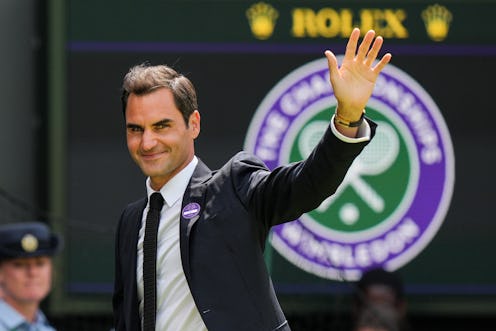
[{"xmin": 113, "ymin": 122, "xmax": 376, "ymax": 331}]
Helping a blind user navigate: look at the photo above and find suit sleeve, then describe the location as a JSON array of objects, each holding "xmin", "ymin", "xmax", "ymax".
[
  {"xmin": 233, "ymin": 120, "xmax": 377, "ymax": 229},
  {"xmin": 112, "ymin": 213, "xmax": 125, "ymax": 330}
]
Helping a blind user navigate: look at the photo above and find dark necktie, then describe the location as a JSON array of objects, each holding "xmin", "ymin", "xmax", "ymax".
[{"xmin": 142, "ymin": 192, "xmax": 164, "ymax": 331}]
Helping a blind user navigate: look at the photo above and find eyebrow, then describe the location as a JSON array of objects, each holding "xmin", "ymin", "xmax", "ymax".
[
  {"xmin": 126, "ymin": 118, "xmax": 173, "ymax": 130},
  {"xmin": 153, "ymin": 119, "xmax": 173, "ymax": 127}
]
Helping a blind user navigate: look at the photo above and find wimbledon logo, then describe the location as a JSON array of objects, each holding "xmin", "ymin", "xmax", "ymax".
[{"xmin": 244, "ymin": 57, "xmax": 455, "ymax": 281}]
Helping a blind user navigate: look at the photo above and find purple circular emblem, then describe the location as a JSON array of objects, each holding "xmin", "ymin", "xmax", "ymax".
[
  {"xmin": 244, "ymin": 57, "xmax": 455, "ymax": 281},
  {"xmin": 182, "ymin": 202, "xmax": 201, "ymax": 219}
]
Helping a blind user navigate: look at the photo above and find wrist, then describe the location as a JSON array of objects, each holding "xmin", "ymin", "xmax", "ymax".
[{"xmin": 334, "ymin": 110, "xmax": 366, "ymax": 127}]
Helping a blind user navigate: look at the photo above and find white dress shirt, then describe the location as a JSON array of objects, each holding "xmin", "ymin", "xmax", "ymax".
[{"xmin": 137, "ymin": 156, "xmax": 208, "ymax": 331}]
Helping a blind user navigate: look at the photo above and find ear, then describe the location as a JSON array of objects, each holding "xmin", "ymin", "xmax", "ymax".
[{"xmin": 189, "ymin": 110, "xmax": 201, "ymax": 139}]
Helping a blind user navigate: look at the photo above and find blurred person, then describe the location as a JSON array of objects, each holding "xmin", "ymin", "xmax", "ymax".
[
  {"xmin": 113, "ymin": 28, "xmax": 392, "ymax": 331},
  {"xmin": 353, "ymin": 304, "xmax": 400, "ymax": 331},
  {"xmin": 352, "ymin": 268, "xmax": 411, "ymax": 331},
  {"xmin": 0, "ymin": 222, "xmax": 61, "ymax": 331}
]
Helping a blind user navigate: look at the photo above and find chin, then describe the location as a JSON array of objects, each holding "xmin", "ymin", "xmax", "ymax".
[
  {"xmin": 23, "ymin": 291, "xmax": 49, "ymax": 302},
  {"xmin": 21, "ymin": 286, "xmax": 50, "ymax": 301},
  {"xmin": 142, "ymin": 164, "xmax": 172, "ymax": 178}
]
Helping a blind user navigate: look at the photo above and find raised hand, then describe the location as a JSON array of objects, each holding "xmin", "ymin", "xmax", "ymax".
[{"xmin": 325, "ymin": 28, "xmax": 391, "ymax": 132}]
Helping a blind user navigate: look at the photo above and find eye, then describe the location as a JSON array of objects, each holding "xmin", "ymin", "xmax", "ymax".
[
  {"xmin": 10, "ymin": 259, "xmax": 28, "ymax": 269},
  {"xmin": 35, "ymin": 257, "xmax": 49, "ymax": 267},
  {"xmin": 154, "ymin": 121, "xmax": 171, "ymax": 130},
  {"xmin": 12, "ymin": 261, "xmax": 25, "ymax": 268},
  {"xmin": 127, "ymin": 125, "xmax": 143, "ymax": 133}
]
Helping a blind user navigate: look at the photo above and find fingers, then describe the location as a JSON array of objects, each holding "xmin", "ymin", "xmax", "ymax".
[
  {"xmin": 327, "ymin": 28, "xmax": 391, "ymax": 77},
  {"xmin": 344, "ymin": 29, "xmax": 390, "ymax": 70},
  {"xmin": 356, "ymin": 30, "xmax": 375, "ymax": 62},
  {"xmin": 364, "ymin": 36, "xmax": 383, "ymax": 66},
  {"xmin": 373, "ymin": 53, "xmax": 392, "ymax": 73},
  {"xmin": 325, "ymin": 50, "xmax": 339, "ymax": 79},
  {"xmin": 344, "ymin": 28, "xmax": 360, "ymax": 62},
  {"xmin": 325, "ymin": 50, "xmax": 337, "ymax": 68}
]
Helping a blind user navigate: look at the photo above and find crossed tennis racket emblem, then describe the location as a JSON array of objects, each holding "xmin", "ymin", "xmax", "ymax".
[{"xmin": 298, "ymin": 121, "xmax": 400, "ymax": 225}]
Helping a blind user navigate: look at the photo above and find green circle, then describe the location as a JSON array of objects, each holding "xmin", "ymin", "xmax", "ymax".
[{"xmin": 288, "ymin": 107, "xmax": 411, "ymax": 233}]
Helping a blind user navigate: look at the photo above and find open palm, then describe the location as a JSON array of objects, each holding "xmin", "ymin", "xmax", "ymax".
[{"xmin": 325, "ymin": 28, "xmax": 392, "ymax": 121}]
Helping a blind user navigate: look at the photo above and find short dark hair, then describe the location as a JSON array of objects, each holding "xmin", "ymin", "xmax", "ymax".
[
  {"xmin": 356, "ymin": 268, "xmax": 405, "ymax": 305},
  {"xmin": 121, "ymin": 63, "xmax": 198, "ymax": 125}
]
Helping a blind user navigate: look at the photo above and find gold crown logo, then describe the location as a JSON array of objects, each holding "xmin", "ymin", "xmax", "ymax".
[
  {"xmin": 246, "ymin": 2, "xmax": 279, "ymax": 40},
  {"xmin": 421, "ymin": 4, "xmax": 453, "ymax": 42}
]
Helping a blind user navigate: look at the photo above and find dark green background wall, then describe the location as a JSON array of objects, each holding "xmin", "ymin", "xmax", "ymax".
[{"xmin": 43, "ymin": 0, "xmax": 496, "ymax": 328}]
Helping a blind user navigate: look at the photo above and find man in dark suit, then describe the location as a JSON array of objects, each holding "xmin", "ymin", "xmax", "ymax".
[{"xmin": 113, "ymin": 28, "xmax": 391, "ymax": 331}]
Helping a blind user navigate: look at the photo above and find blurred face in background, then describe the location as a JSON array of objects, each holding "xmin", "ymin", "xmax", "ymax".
[{"xmin": 0, "ymin": 256, "xmax": 53, "ymax": 307}]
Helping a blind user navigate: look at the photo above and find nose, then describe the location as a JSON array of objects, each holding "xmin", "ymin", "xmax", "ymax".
[
  {"xmin": 25, "ymin": 262, "xmax": 38, "ymax": 277},
  {"xmin": 141, "ymin": 129, "xmax": 158, "ymax": 151}
]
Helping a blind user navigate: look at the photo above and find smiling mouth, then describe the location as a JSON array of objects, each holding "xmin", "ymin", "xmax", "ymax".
[{"xmin": 141, "ymin": 151, "xmax": 166, "ymax": 161}]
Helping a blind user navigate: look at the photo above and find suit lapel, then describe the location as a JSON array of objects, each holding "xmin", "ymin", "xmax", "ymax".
[
  {"xmin": 180, "ymin": 159, "xmax": 211, "ymax": 281},
  {"xmin": 122, "ymin": 198, "xmax": 147, "ymax": 330}
]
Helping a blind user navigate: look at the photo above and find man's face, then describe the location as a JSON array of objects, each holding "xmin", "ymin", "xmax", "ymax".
[
  {"xmin": 125, "ymin": 87, "xmax": 200, "ymax": 190},
  {"xmin": 0, "ymin": 256, "xmax": 53, "ymax": 305},
  {"xmin": 365, "ymin": 284, "xmax": 397, "ymax": 306}
]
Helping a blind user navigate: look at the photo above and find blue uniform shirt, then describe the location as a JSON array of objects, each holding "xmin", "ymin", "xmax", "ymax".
[{"xmin": 0, "ymin": 300, "xmax": 56, "ymax": 331}]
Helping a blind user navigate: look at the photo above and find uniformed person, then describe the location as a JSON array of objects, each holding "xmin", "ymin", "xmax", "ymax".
[{"xmin": 0, "ymin": 222, "xmax": 61, "ymax": 331}]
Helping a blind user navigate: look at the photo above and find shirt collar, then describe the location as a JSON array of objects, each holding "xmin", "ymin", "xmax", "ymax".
[
  {"xmin": 0, "ymin": 299, "xmax": 24, "ymax": 329},
  {"xmin": 146, "ymin": 156, "xmax": 198, "ymax": 208},
  {"xmin": 0, "ymin": 299, "xmax": 48, "ymax": 329}
]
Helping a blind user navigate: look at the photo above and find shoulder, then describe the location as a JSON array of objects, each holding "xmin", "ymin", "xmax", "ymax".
[
  {"xmin": 210, "ymin": 151, "xmax": 268, "ymax": 179},
  {"xmin": 37, "ymin": 311, "xmax": 57, "ymax": 331},
  {"xmin": 38, "ymin": 318, "xmax": 57, "ymax": 331},
  {"xmin": 216, "ymin": 151, "xmax": 270, "ymax": 185},
  {"xmin": 0, "ymin": 300, "xmax": 24, "ymax": 328},
  {"xmin": 116, "ymin": 198, "xmax": 146, "ymax": 231},
  {"xmin": 40, "ymin": 322, "xmax": 57, "ymax": 331},
  {"xmin": 217, "ymin": 151, "xmax": 271, "ymax": 193},
  {"xmin": 228, "ymin": 151, "xmax": 268, "ymax": 172},
  {"xmin": 207, "ymin": 151, "xmax": 269, "ymax": 188},
  {"xmin": 121, "ymin": 198, "xmax": 146, "ymax": 216}
]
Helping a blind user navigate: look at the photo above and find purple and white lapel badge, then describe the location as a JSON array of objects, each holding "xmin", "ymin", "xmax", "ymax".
[{"xmin": 182, "ymin": 202, "xmax": 201, "ymax": 220}]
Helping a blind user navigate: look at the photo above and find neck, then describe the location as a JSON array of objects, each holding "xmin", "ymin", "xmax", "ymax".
[{"xmin": 150, "ymin": 155, "xmax": 195, "ymax": 191}]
